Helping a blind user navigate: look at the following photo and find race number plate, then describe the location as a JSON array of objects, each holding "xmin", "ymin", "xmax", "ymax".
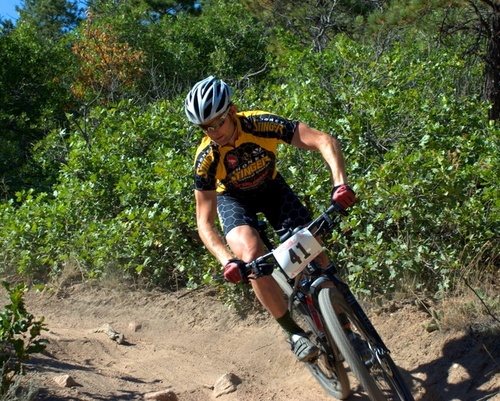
[{"xmin": 272, "ymin": 228, "xmax": 323, "ymax": 278}]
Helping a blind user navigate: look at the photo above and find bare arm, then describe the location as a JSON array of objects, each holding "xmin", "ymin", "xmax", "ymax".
[
  {"xmin": 194, "ymin": 189, "xmax": 233, "ymax": 265},
  {"xmin": 291, "ymin": 122, "xmax": 348, "ymax": 186}
]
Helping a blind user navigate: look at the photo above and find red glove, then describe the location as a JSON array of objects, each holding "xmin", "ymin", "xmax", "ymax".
[
  {"xmin": 224, "ymin": 259, "xmax": 247, "ymax": 284},
  {"xmin": 332, "ymin": 184, "xmax": 357, "ymax": 209}
]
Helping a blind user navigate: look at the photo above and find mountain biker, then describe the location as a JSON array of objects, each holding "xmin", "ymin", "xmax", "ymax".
[{"xmin": 186, "ymin": 76, "xmax": 356, "ymax": 363}]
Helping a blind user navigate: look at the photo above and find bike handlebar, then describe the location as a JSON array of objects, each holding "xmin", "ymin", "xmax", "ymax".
[{"xmin": 243, "ymin": 201, "xmax": 347, "ymax": 279}]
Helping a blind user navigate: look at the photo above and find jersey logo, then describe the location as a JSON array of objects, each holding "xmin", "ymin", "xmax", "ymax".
[
  {"xmin": 195, "ymin": 146, "xmax": 216, "ymax": 179},
  {"xmin": 227, "ymin": 154, "xmax": 238, "ymax": 168}
]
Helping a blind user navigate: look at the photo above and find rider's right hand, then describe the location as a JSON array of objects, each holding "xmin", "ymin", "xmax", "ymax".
[{"xmin": 224, "ymin": 259, "xmax": 247, "ymax": 284}]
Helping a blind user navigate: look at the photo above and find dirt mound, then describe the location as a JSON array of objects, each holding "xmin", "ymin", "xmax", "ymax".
[{"xmin": 20, "ymin": 284, "xmax": 500, "ymax": 401}]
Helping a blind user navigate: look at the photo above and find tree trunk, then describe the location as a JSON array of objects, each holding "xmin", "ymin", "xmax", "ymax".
[{"xmin": 484, "ymin": 10, "xmax": 500, "ymax": 120}]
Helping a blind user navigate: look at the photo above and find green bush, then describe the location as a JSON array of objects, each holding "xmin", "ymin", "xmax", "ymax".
[
  {"xmin": 241, "ymin": 33, "xmax": 498, "ymax": 293},
  {"xmin": 0, "ymin": 28, "xmax": 498, "ymax": 295},
  {"xmin": 0, "ymin": 282, "xmax": 47, "ymax": 395},
  {"xmin": 1, "ymin": 100, "xmax": 212, "ymax": 288}
]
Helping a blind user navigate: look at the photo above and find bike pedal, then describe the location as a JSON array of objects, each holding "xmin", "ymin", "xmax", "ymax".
[{"xmin": 363, "ymin": 356, "xmax": 374, "ymax": 368}]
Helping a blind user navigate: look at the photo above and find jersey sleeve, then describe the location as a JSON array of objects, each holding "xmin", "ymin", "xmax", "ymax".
[
  {"xmin": 240, "ymin": 112, "xmax": 298, "ymax": 144},
  {"xmin": 193, "ymin": 142, "xmax": 220, "ymax": 191}
]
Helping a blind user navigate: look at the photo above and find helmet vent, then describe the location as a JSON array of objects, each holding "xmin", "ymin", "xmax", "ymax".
[{"xmin": 185, "ymin": 76, "xmax": 232, "ymax": 124}]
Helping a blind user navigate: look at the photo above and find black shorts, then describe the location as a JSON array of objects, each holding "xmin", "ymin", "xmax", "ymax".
[{"xmin": 217, "ymin": 173, "xmax": 312, "ymax": 236}]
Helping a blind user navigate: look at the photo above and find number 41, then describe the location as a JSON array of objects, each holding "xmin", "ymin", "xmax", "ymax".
[{"xmin": 288, "ymin": 242, "xmax": 311, "ymax": 265}]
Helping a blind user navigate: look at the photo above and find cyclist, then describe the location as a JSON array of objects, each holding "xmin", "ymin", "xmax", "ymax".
[{"xmin": 186, "ymin": 76, "xmax": 356, "ymax": 363}]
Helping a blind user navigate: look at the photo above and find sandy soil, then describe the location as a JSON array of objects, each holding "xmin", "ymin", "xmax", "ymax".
[{"xmin": 18, "ymin": 283, "xmax": 500, "ymax": 401}]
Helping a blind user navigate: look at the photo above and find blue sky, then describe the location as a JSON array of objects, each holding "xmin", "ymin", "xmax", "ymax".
[
  {"xmin": 1, "ymin": 0, "xmax": 89, "ymax": 23},
  {"xmin": 0, "ymin": 0, "xmax": 21, "ymax": 21}
]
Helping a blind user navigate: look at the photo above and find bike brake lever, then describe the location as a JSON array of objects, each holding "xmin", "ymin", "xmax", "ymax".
[
  {"xmin": 331, "ymin": 201, "xmax": 348, "ymax": 216},
  {"xmin": 244, "ymin": 261, "xmax": 275, "ymax": 280}
]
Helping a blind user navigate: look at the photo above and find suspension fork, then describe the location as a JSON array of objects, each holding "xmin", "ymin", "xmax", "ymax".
[{"xmin": 313, "ymin": 266, "xmax": 388, "ymax": 350}]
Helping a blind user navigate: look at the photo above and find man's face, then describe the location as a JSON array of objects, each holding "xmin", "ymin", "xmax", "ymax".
[{"xmin": 199, "ymin": 107, "xmax": 234, "ymax": 146}]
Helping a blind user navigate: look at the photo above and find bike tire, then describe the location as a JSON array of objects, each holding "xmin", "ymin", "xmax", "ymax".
[
  {"xmin": 272, "ymin": 270, "xmax": 350, "ymax": 400},
  {"xmin": 318, "ymin": 287, "xmax": 415, "ymax": 401}
]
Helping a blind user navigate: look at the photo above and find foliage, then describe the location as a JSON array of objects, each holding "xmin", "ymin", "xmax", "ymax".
[
  {"xmin": 71, "ymin": 14, "xmax": 145, "ymax": 104},
  {"xmin": 240, "ymin": 32, "xmax": 498, "ymax": 292},
  {"xmin": 1, "ymin": 100, "xmax": 213, "ymax": 288},
  {"xmin": 0, "ymin": 12, "xmax": 76, "ymax": 199},
  {"xmin": 0, "ymin": 0, "xmax": 498, "ymax": 297},
  {"xmin": 145, "ymin": 0, "xmax": 269, "ymax": 92},
  {"xmin": 370, "ymin": 0, "xmax": 500, "ymax": 119},
  {"xmin": 77, "ymin": 0, "xmax": 269, "ymax": 102},
  {"xmin": 16, "ymin": 0, "xmax": 81, "ymax": 40},
  {"xmin": 88, "ymin": 0, "xmax": 199, "ymax": 19},
  {"xmin": 243, "ymin": 0, "xmax": 381, "ymax": 51},
  {"xmin": 0, "ymin": 282, "xmax": 47, "ymax": 395}
]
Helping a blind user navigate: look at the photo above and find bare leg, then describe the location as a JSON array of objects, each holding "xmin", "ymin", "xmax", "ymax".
[
  {"xmin": 225, "ymin": 225, "xmax": 287, "ymax": 318},
  {"xmin": 226, "ymin": 225, "xmax": 320, "ymax": 361}
]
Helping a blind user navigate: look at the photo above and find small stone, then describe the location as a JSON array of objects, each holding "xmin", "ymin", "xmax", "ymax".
[
  {"xmin": 213, "ymin": 373, "xmax": 242, "ymax": 397},
  {"xmin": 112, "ymin": 332, "xmax": 126, "ymax": 344},
  {"xmin": 53, "ymin": 375, "xmax": 79, "ymax": 388},
  {"xmin": 144, "ymin": 390, "xmax": 178, "ymax": 400},
  {"xmin": 93, "ymin": 323, "xmax": 126, "ymax": 343},
  {"xmin": 128, "ymin": 321, "xmax": 142, "ymax": 332}
]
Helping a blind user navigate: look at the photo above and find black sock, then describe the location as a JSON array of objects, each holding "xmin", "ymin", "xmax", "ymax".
[{"xmin": 276, "ymin": 310, "xmax": 303, "ymax": 338}]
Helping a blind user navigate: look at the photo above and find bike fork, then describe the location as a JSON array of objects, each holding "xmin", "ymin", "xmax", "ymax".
[{"xmin": 326, "ymin": 268, "xmax": 389, "ymax": 352}]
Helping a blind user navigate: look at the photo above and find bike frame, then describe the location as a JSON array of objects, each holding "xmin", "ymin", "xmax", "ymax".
[
  {"xmin": 249, "ymin": 203, "xmax": 415, "ymax": 401},
  {"xmin": 254, "ymin": 205, "xmax": 391, "ymax": 362}
]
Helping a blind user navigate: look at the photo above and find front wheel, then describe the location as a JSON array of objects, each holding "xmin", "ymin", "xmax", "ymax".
[
  {"xmin": 318, "ymin": 287, "xmax": 415, "ymax": 401},
  {"xmin": 272, "ymin": 270, "xmax": 350, "ymax": 399}
]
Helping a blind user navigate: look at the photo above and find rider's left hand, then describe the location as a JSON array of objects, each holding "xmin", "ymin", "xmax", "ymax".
[{"xmin": 332, "ymin": 184, "xmax": 357, "ymax": 209}]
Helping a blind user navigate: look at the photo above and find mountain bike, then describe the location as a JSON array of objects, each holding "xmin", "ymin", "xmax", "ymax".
[{"xmin": 243, "ymin": 202, "xmax": 415, "ymax": 401}]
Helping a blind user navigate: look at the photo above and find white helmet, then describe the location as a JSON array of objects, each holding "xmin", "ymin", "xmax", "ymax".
[{"xmin": 185, "ymin": 76, "xmax": 233, "ymax": 124}]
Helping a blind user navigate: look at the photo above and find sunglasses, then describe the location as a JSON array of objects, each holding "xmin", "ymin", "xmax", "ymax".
[{"xmin": 199, "ymin": 108, "xmax": 230, "ymax": 133}]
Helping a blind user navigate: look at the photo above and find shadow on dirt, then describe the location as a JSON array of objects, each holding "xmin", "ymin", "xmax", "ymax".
[
  {"xmin": 35, "ymin": 389, "xmax": 144, "ymax": 401},
  {"xmin": 409, "ymin": 330, "xmax": 499, "ymax": 401},
  {"xmin": 28, "ymin": 353, "xmax": 156, "ymax": 401}
]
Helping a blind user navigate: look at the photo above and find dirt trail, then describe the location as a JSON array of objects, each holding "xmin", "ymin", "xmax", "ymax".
[{"xmin": 19, "ymin": 284, "xmax": 500, "ymax": 401}]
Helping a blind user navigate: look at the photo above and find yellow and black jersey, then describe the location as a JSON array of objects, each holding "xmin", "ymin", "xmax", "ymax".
[{"xmin": 194, "ymin": 111, "xmax": 298, "ymax": 194}]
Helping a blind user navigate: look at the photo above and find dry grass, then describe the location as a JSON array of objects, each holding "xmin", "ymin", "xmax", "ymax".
[
  {"xmin": 438, "ymin": 271, "xmax": 500, "ymax": 334},
  {"xmin": 360, "ymin": 268, "xmax": 500, "ymax": 336},
  {"xmin": 1, "ymin": 370, "xmax": 40, "ymax": 401}
]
